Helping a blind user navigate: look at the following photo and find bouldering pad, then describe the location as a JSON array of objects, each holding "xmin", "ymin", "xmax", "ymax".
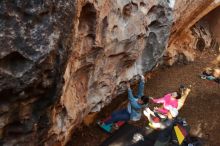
[{"xmin": 100, "ymin": 124, "xmax": 160, "ymax": 146}]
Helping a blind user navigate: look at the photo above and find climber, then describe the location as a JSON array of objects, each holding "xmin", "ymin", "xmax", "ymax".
[
  {"xmin": 143, "ymin": 85, "xmax": 191, "ymax": 129},
  {"xmin": 151, "ymin": 85, "xmax": 191, "ymax": 115},
  {"xmin": 98, "ymin": 75, "xmax": 150, "ymax": 132}
]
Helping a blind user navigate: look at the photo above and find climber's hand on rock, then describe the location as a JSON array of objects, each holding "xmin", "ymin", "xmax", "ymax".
[
  {"xmin": 127, "ymin": 82, "xmax": 130, "ymax": 89},
  {"xmin": 140, "ymin": 74, "xmax": 145, "ymax": 81}
]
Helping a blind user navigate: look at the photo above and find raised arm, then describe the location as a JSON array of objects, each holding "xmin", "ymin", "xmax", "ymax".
[
  {"xmin": 128, "ymin": 88, "xmax": 135, "ymax": 101},
  {"xmin": 177, "ymin": 88, "xmax": 191, "ymax": 110},
  {"xmin": 127, "ymin": 82, "xmax": 135, "ymax": 101},
  {"xmin": 127, "ymin": 82, "xmax": 142, "ymax": 109},
  {"xmin": 137, "ymin": 75, "xmax": 145, "ymax": 98}
]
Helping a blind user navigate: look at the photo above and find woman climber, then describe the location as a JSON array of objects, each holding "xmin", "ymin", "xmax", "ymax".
[{"xmin": 143, "ymin": 85, "xmax": 191, "ymax": 129}]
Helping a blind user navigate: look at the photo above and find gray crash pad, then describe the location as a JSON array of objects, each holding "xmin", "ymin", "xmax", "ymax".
[{"xmin": 100, "ymin": 124, "xmax": 160, "ymax": 146}]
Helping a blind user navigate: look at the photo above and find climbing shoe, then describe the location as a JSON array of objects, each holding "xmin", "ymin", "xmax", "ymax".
[{"xmin": 97, "ymin": 122, "xmax": 113, "ymax": 133}]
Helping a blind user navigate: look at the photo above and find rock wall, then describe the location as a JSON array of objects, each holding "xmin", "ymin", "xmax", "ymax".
[
  {"xmin": 0, "ymin": 0, "xmax": 75, "ymax": 145},
  {"xmin": 165, "ymin": 0, "xmax": 220, "ymax": 65},
  {"xmin": 0, "ymin": 0, "xmax": 173, "ymax": 145},
  {"xmin": 49, "ymin": 0, "xmax": 173, "ymax": 145},
  {"xmin": 0, "ymin": 0, "xmax": 220, "ymax": 146},
  {"xmin": 204, "ymin": 6, "xmax": 220, "ymax": 44}
]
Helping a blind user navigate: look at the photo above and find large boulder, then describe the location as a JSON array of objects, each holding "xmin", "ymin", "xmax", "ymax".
[
  {"xmin": 0, "ymin": 0, "xmax": 219, "ymax": 145},
  {"xmin": 0, "ymin": 0, "xmax": 75, "ymax": 145},
  {"xmin": 0, "ymin": 0, "xmax": 173, "ymax": 145},
  {"xmin": 49, "ymin": 0, "xmax": 173, "ymax": 145},
  {"xmin": 165, "ymin": 0, "xmax": 220, "ymax": 65}
]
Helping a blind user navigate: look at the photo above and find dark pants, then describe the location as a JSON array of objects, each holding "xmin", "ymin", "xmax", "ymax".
[
  {"xmin": 154, "ymin": 120, "xmax": 173, "ymax": 146},
  {"xmin": 104, "ymin": 109, "xmax": 130, "ymax": 125}
]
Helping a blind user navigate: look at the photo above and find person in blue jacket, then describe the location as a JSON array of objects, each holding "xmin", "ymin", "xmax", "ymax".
[{"xmin": 98, "ymin": 75, "xmax": 149, "ymax": 131}]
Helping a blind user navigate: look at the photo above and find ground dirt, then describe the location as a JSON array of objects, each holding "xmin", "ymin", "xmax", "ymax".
[{"xmin": 69, "ymin": 49, "xmax": 220, "ymax": 146}]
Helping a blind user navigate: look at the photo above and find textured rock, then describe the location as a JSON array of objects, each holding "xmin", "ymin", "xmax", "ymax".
[
  {"xmin": 165, "ymin": 0, "xmax": 220, "ymax": 65},
  {"xmin": 0, "ymin": 0, "xmax": 75, "ymax": 145},
  {"xmin": 204, "ymin": 6, "xmax": 220, "ymax": 44},
  {"xmin": 0, "ymin": 0, "xmax": 173, "ymax": 145},
  {"xmin": 164, "ymin": 20, "xmax": 214, "ymax": 65},
  {"xmin": 0, "ymin": 0, "xmax": 220, "ymax": 146},
  {"xmin": 49, "ymin": 0, "xmax": 173, "ymax": 145}
]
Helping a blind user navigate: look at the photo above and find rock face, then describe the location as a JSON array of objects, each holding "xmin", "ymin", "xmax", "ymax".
[
  {"xmin": 0, "ymin": 0, "xmax": 220, "ymax": 145},
  {"xmin": 0, "ymin": 0, "xmax": 75, "ymax": 145},
  {"xmin": 0, "ymin": 0, "xmax": 173, "ymax": 145},
  {"xmin": 204, "ymin": 6, "xmax": 220, "ymax": 44},
  {"xmin": 165, "ymin": 0, "xmax": 220, "ymax": 65},
  {"xmin": 50, "ymin": 0, "xmax": 173, "ymax": 145}
]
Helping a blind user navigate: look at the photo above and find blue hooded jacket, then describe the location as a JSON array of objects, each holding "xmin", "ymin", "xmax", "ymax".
[{"xmin": 127, "ymin": 80, "xmax": 148, "ymax": 121}]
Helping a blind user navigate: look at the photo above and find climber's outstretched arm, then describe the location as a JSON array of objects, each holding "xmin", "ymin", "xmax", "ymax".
[{"xmin": 177, "ymin": 88, "xmax": 191, "ymax": 110}]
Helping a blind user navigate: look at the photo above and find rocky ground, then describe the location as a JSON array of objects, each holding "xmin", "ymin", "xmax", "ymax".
[{"xmin": 69, "ymin": 49, "xmax": 220, "ymax": 146}]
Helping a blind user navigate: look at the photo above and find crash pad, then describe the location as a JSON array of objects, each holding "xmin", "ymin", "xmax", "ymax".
[{"xmin": 100, "ymin": 124, "xmax": 160, "ymax": 146}]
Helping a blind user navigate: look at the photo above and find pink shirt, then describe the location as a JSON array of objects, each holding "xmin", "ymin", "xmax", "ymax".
[{"xmin": 152, "ymin": 93, "xmax": 178, "ymax": 115}]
